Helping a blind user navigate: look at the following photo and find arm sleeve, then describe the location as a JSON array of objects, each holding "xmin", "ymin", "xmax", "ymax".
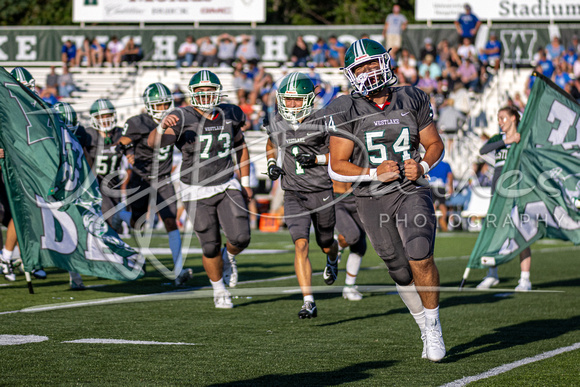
[
  {"xmin": 327, "ymin": 159, "xmax": 373, "ymax": 183},
  {"xmin": 479, "ymin": 135, "xmax": 506, "ymax": 155}
]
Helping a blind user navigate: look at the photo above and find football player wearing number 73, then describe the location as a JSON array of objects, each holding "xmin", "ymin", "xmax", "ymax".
[
  {"xmin": 265, "ymin": 72, "xmax": 339, "ymax": 320},
  {"xmin": 326, "ymin": 39, "xmax": 446, "ymax": 361}
]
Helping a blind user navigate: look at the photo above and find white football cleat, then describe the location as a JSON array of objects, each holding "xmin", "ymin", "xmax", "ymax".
[
  {"xmin": 228, "ymin": 256, "xmax": 238, "ymax": 288},
  {"xmin": 342, "ymin": 285, "xmax": 363, "ymax": 301},
  {"xmin": 476, "ymin": 275, "xmax": 499, "ymax": 289},
  {"xmin": 515, "ymin": 278, "xmax": 532, "ymax": 292},
  {"xmin": 214, "ymin": 289, "xmax": 234, "ymax": 309},
  {"xmin": 424, "ymin": 316, "xmax": 446, "ymax": 362},
  {"xmin": 221, "ymin": 247, "xmax": 232, "ymax": 287},
  {"xmin": 421, "ymin": 332, "xmax": 427, "ymax": 359}
]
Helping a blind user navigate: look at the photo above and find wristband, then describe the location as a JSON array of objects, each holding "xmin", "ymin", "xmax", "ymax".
[
  {"xmin": 419, "ymin": 160, "xmax": 430, "ymax": 175},
  {"xmin": 316, "ymin": 154, "xmax": 326, "ymax": 165},
  {"xmin": 156, "ymin": 124, "xmax": 166, "ymax": 135},
  {"xmin": 241, "ymin": 176, "xmax": 251, "ymax": 187},
  {"xmin": 267, "ymin": 158, "xmax": 277, "ymax": 166}
]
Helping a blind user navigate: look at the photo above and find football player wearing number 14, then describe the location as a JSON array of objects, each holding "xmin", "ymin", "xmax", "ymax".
[
  {"xmin": 326, "ymin": 39, "xmax": 446, "ymax": 361},
  {"xmin": 148, "ymin": 70, "xmax": 252, "ymax": 309},
  {"xmin": 117, "ymin": 83, "xmax": 187, "ymax": 286},
  {"xmin": 265, "ymin": 72, "xmax": 339, "ymax": 319}
]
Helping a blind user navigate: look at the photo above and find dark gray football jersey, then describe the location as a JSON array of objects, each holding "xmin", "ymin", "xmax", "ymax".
[
  {"xmin": 77, "ymin": 126, "xmax": 123, "ymax": 184},
  {"xmin": 169, "ymin": 104, "xmax": 245, "ymax": 186},
  {"xmin": 122, "ymin": 113, "xmax": 173, "ymax": 179},
  {"xmin": 325, "ymin": 86, "xmax": 434, "ymax": 197},
  {"xmin": 266, "ymin": 111, "xmax": 332, "ymax": 193}
]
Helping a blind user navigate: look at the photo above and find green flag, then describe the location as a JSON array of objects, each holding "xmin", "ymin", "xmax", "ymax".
[
  {"xmin": 468, "ymin": 73, "xmax": 580, "ymax": 269},
  {"xmin": 0, "ymin": 67, "xmax": 144, "ymax": 281}
]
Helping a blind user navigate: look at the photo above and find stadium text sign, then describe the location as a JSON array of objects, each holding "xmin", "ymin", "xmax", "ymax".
[
  {"xmin": 416, "ymin": 0, "xmax": 580, "ymax": 21},
  {"xmin": 73, "ymin": 0, "xmax": 266, "ymax": 23}
]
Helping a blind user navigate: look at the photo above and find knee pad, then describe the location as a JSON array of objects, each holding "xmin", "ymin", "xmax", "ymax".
[
  {"xmin": 350, "ymin": 237, "xmax": 367, "ymax": 257},
  {"xmin": 202, "ymin": 243, "xmax": 221, "ymax": 259},
  {"xmin": 230, "ymin": 233, "xmax": 251, "ymax": 250},
  {"xmin": 406, "ymin": 236, "xmax": 431, "ymax": 261},
  {"xmin": 382, "ymin": 254, "xmax": 413, "ymax": 286}
]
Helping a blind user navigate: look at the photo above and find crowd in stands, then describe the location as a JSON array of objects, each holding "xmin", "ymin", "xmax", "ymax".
[{"xmin": 61, "ymin": 36, "xmax": 144, "ymax": 68}]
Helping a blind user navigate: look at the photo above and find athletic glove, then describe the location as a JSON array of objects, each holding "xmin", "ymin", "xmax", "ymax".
[
  {"xmin": 267, "ymin": 164, "xmax": 285, "ymax": 180},
  {"xmin": 295, "ymin": 153, "xmax": 317, "ymax": 167}
]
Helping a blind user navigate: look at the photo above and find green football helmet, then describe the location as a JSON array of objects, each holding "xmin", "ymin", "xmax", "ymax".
[
  {"xmin": 89, "ymin": 98, "xmax": 117, "ymax": 132},
  {"xmin": 143, "ymin": 82, "xmax": 174, "ymax": 123},
  {"xmin": 343, "ymin": 39, "xmax": 397, "ymax": 96},
  {"xmin": 53, "ymin": 102, "xmax": 79, "ymax": 132},
  {"xmin": 276, "ymin": 72, "xmax": 316, "ymax": 123},
  {"xmin": 188, "ymin": 70, "xmax": 222, "ymax": 110},
  {"xmin": 10, "ymin": 67, "xmax": 36, "ymax": 91}
]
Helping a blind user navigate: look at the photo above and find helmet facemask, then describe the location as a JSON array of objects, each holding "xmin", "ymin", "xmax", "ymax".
[
  {"xmin": 276, "ymin": 92, "xmax": 315, "ymax": 124},
  {"xmin": 146, "ymin": 100, "xmax": 174, "ymax": 123},
  {"xmin": 344, "ymin": 52, "xmax": 397, "ymax": 96},
  {"xmin": 91, "ymin": 111, "xmax": 117, "ymax": 132},
  {"xmin": 189, "ymin": 87, "xmax": 221, "ymax": 110}
]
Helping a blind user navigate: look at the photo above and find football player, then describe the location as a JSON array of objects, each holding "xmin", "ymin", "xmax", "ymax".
[
  {"xmin": 118, "ymin": 83, "xmax": 188, "ymax": 286},
  {"xmin": 265, "ymin": 72, "xmax": 339, "ymax": 319},
  {"xmin": 76, "ymin": 98, "xmax": 127, "ymax": 233},
  {"xmin": 326, "ymin": 39, "xmax": 446, "ymax": 361},
  {"xmin": 149, "ymin": 70, "xmax": 252, "ymax": 308},
  {"xmin": 10, "ymin": 67, "xmax": 36, "ymax": 92},
  {"xmin": 332, "ymin": 180, "xmax": 366, "ymax": 301}
]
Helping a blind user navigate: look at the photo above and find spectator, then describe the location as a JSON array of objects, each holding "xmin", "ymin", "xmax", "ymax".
[
  {"xmin": 235, "ymin": 35, "xmax": 260, "ymax": 64},
  {"xmin": 571, "ymin": 35, "xmax": 580, "ymax": 54},
  {"xmin": 457, "ymin": 37, "xmax": 477, "ymax": 61},
  {"xmin": 574, "ymin": 57, "xmax": 580, "ymax": 79},
  {"xmin": 232, "ymin": 62, "xmax": 254, "ymax": 103},
  {"xmin": 399, "ymin": 48, "xmax": 418, "ymax": 67},
  {"xmin": 396, "ymin": 54, "xmax": 418, "ymax": 86},
  {"xmin": 45, "ymin": 66, "xmax": 60, "ymax": 97},
  {"xmin": 61, "ymin": 40, "xmax": 77, "ymax": 68},
  {"xmin": 525, "ymin": 65, "xmax": 543, "ymax": 97},
  {"xmin": 59, "ymin": 65, "xmax": 76, "ymax": 98},
  {"xmin": 420, "ymin": 37, "xmax": 437, "ymax": 62},
  {"xmin": 455, "ymin": 3, "xmax": 481, "ymax": 43},
  {"xmin": 121, "ymin": 37, "xmax": 142, "ymax": 65},
  {"xmin": 537, "ymin": 50, "xmax": 554, "ymax": 78},
  {"xmin": 382, "ymin": 4, "xmax": 408, "ymax": 58},
  {"xmin": 90, "ymin": 37, "xmax": 105, "ymax": 67},
  {"xmin": 552, "ymin": 62, "xmax": 572, "ymax": 89},
  {"xmin": 479, "ymin": 32, "xmax": 502, "ymax": 72},
  {"xmin": 290, "ymin": 36, "xmax": 310, "ymax": 68},
  {"xmin": 327, "ymin": 36, "xmax": 346, "ymax": 67},
  {"xmin": 437, "ymin": 98, "xmax": 466, "ymax": 135},
  {"xmin": 217, "ymin": 33, "xmax": 237, "ymax": 68},
  {"xmin": 436, "ymin": 39, "xmax": 452, "ymax": 68},
  {"xmin": 172, "ymin": 85, "xmax": 187, "ymax": 107},
  {"xmin": 418, "ymin": 54, "xmax": 441, "ymax": 79},
  {"xmin": 311, "ymin": 37, "xmax": 328, "ymax": 67},
  {"xmin": 176, "ymin": 35, "xmax": 198, "ymax": 69},
  {"xmin": 307, "ymin": 64, "xmax": 322, "ymax": 90},
  {"xmin": 417, "ymin": 69, "xmax": 438, "ymax": 95},
  {"xmin": 458, "ymin": 57, "xmax": 479, "ymax": 91},
  {"xmin": 106, "ymin": 36, "xmax": 124, "ymax": 67},
  {"xmin": 546, "ymin": 36, "xmax": 565, "ymax": 60},
  {"xmin": 428, "ymin": 159, "xmax": 454, "ymax": 232},
  {"xmin": 196, "ymin": 36, "xmax": 218, "ymax": 67},
  {"xmin": 562, "ymin": 47, "xmax": 577, "ymax": 73},
  {"xmin": 76, "ymin": 37, "xmax": 92, "ymax": 67},
  {"xmin": 39, "ymin": 86, "xmax": 58, "ymax": 105}
]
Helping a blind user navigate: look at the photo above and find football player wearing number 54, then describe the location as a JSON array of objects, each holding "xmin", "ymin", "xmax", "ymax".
[
  {"xmin": 148, "ymin": 70, "xmax": 252, "ymax": 309},
  {"xmin": 265, "ymin": 72, "xmax": 339, "ymax": 320},
  {"xmin": 326, "ymin": 39, "xmax": 446, "ymax": 361}
]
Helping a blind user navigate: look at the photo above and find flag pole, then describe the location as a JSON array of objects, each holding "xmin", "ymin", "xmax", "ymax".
[
  {"xmin": 24, "ymin": 271, "xmax": 34, "ymax": 294},
  {"xmin": 459, "ymin": 268, "xmax": 470, "ymax": 290}
]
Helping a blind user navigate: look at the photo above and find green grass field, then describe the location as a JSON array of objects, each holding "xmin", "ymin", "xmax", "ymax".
[{"xmin": 1, "ymin": 230, "xmax": 579, "ymax": 386}]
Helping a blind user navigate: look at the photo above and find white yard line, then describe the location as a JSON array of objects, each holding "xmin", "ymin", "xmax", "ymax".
[
  {"xmin": 62, "ymin": 338, "xmax": 198, "ymax": 346},
  {"xmin": 441, "ymin": 342, "xmax": 580, "ymax": 386}
]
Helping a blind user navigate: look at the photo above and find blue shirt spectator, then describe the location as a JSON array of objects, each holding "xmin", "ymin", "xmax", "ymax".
[
  {"xmin": 61, "ymin": 40, "xmax": 77, "ymax": 67},
  {"xmin": 454, "ymin": 4, "xmax": 481, "ymax": 41},
  {"xmin": 553, "ymin": 67, "xmax": 571, "ymax": 89},
  {"xmin": 311, "ymin": 38, "xmax": 328, "ymax": 67},
  {"xmin": 538, "ymin": 55, "xmax": 554, "ymax": 78}
]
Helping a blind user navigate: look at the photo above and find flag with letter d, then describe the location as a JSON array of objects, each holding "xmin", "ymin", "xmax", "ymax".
[
  {"xmin": 0, "ymin": 67, "xmax": 144, "ymax": 281},
  {"xmin": 468, "ymin": 73, "xmax": 580, "ymax": 269}
]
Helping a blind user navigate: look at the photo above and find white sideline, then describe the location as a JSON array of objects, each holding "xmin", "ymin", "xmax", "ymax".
[
  {"xmin": 62, "ymin": 338, "xmax": 198, "ymax": 346},
  {"xmin": 441, "ymin": 342, "xmax": 580, "ymax": 386}
]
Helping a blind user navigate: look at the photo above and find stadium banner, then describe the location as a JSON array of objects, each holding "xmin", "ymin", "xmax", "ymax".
[
  {"xmin": 73, "ymin": 0, "xmax": 266, "ymax": 23},
  {"xmin": 0, "ymin": 25, "xmax": 570, "ymax": 65},
  {"xmin": 467, "ymin": 73, "xmax": 580, "ymax": 270},
  {"xmin": 0, "ymin": 67, "xmax": 145, "ymax": 281},
  {"xmin": 416, "ymin": 0, "xmax": 580, "ymax": 21}
]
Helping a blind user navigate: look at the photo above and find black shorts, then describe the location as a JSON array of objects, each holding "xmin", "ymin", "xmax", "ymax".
[
  {"xmin": 284, "ymin": 189, "xmax": 335, "ymax": 248},
  {"xmin": 186, "ymin": 189, "xmax": 250, "ymax": 258},
  {"xmin": 334, "ymin": 194, "xmax": 366, "ymax": 256},
  {"xmin": 356, "ymin": 188, "xmax": 436, "ymax": 262},
  {"xmin": 127, "ymin": 174, "xmax": 177, "ymax": 224},
  {"xmin": 0, "ymin": 175, "xmax": 12, "ymax": 227}
]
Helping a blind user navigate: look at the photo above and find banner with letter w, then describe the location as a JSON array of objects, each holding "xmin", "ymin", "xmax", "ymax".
[
  {"xmin": 468, "ymin": 73, "xmax": 580, "ymax": 269},
  {"xmin": 0, "ymin": 67, "xmax": 144, "ymax": 281}
]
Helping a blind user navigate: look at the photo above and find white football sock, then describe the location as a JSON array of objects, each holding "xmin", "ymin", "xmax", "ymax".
[
  {"xmin": 168, "ymin": 230, "xmax": 183, "ymax": 276},
  {"xmin": 345, "ymin": 253, "xmax": 362, "ymax": 286},
  {"xmin": 2, "ymin": 248, "xmax": 13, "ymax": 262},
  {"xmin": 210, "ymin": 278, "xmax": 226, "ymax": 292},
  {"xmin": 304, "ymin": 295, "xmax": 314, "ymax": 303},
  {"xmin": 227, "ymin": 250, "xmax": 236, "ymax": 262},
  {"xmin": 424, "ymin": 306, "xmax": 440, "ymax": 322},
  {"xmin": 396, "ymin": 283, "xmax": 426, "ymax": 331},
  {"xmin": 520, "ymin": 271, "xmax": 530, "ymax": 281}
]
